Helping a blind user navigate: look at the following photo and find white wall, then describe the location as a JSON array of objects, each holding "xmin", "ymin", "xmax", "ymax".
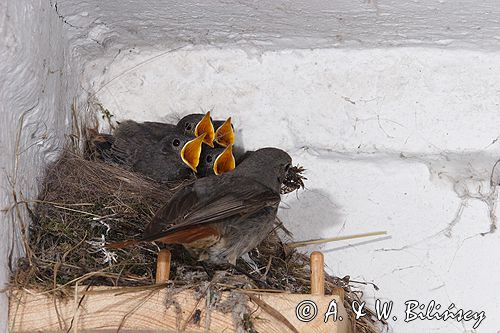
[
  {"xmin": 2, "ymin": 0, "xmax": 500, "ymax": 332},
  {"xmin": 0, "ymin": 1, "xmax": 79, "ymax": 332},
  {"xmin": 56, "ymin": 0, "xmax": 500, "ymax": 52}
]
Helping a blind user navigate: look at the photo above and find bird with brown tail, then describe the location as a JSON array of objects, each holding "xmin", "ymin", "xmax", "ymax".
[{"xmin": 107, "ymin": 147, "xmax": 293, "ymax": 265}]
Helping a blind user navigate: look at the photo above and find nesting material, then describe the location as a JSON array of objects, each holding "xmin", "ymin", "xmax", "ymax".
[{"xmin": 12, "ymin": 146, "xmax": 385, "ymax": 333}]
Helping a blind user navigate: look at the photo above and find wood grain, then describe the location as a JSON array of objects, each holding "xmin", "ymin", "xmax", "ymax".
[
  {"xmin": 310, "ymin": 251, "xmax": 325, "ymax": 296},
  {"xmin": 9, "ymin": 287, "xmax": 351, "ymax": 333},
  {"xmin": 155, "ymin": 249, "xmax": 171, "ymax": 283}
]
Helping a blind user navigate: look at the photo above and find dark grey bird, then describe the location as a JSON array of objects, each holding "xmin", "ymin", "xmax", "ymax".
[
  {"xmin": 115, "ymin": 114, "xmax": 203, "ymax": 138},
  {"xmin": 94, "ymin": 113, "xmax": 214, "ymax": 178},
  {"xmin": 108, "ymin": 131, "xmax": 206, "ymax": 182},
  {"xmin": 198, "ymin": 145, "xmax": 236, "ymax": 178},
  {"xmin": 90, "ymin": 112, "xmax": 235, "ymax": 167},
  {"xmin": 113, "ymin": 111, "xmax": 229, "ymax": 148},
  {"xmin": 107, "ymin": 147, "xmax": 292, "ymax": 265}
]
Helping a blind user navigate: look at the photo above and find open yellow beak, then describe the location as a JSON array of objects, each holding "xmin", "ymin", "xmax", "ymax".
[
  {"xmin": 213, "ymin": 144, "xmax": 236, "ymax": 175},
  {"xmin": 215, "ymin": 117, "xmax": 235, "ymax": 147},
  {"xmin": 181, "ymin": 133, "xmax": 206, "ymax": 172},
  {"xmin": 194, "ymin": 111, "xmax": 215, "ymax": 148}
]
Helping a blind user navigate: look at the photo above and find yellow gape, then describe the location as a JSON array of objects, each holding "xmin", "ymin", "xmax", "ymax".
[
  {"xmin": 213, "ymin": 144, "xmax": 236, "ymax": 175},
  {"xmin": 194, "ymin": 112, "xmax": 215, "ymax": 147},
  {"xmin": 181, "ymin": 133, "xmax": 206, "ymax": 172},
  {"xmin": 215, "ymin": 117, "xmax": 235, "ymax": 147}
]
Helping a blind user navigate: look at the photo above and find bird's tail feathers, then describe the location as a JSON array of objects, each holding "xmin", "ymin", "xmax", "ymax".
[{"xmin": 106, "ymin": 239, "xmax": 140, "ymax": 249}]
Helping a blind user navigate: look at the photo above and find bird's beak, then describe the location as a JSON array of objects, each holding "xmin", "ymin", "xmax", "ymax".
[
  {"xmin": 214, "ymin": 117, "xmax": 235, "ymax": 147},
  {"xmin": 194, "ymin": 111, "xmax": 215, "ymax": 147},
  {"xmin": 213, "ymin": 144, "xmax": 236, "ymax": 175},
  {"xmin": 181, "ymin": 133, "xmax": 206, "ymax": 172}
]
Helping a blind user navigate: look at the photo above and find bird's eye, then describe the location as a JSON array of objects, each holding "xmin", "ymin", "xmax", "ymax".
[
  {"xmin": 172, "ymin": 139, "xmax": 181, "ymax": 147},
  {"xmin": 206, "ymin": 155, "xmax": 213, "ymax": 163},
  {"xmin": 284, "ymin": 163, "xmax": 291, "ymax": 172}
]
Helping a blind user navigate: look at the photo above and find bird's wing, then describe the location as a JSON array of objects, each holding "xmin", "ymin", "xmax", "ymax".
[
  {"xmin": 142, "ymin": 182, "xmax": 199, "ymax": 235},
  {"xmin": 142, "ymin": 122, "xmax": 177, "ymax": 140},
  {"xmin": 141, "ymin": 176, "xmax": 280, "ymax": 242},
  {"xmin": 103, "ymin": 137, "xmax": 137, "ymax": 165},
  {"xmin": 106, "ymin": 131, "xmax": 162, "ymax": 166},
  {"xmin": 116, "ymin": 121, "xmax": 176, "ymax": 141}
]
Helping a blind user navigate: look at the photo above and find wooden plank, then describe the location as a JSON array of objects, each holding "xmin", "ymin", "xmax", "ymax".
[
  {"xmin": 9, "ymin": 287, "xmax": 351, "ymax": 333},
  {"xmin": 253, "ymin": 293, "xmax": 351, "ymax": 333}
]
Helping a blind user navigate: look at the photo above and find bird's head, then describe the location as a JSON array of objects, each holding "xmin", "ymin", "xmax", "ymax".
[
  {"xmin": 177, "ymin": 112, "xmax": 215, "ymax": 147},
  {"xmin": 159, "ymin": 132, "xmax": 206, "ymax": 172},
  {"xmin": 198, "ymin": 145, "xmax": 236, "ymax": 177},
  {"xmin": 235, "ymin": 147, "xmax": 292, "ymax": 193}
]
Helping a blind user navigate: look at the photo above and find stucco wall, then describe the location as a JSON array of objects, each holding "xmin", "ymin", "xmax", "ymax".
[
  {"xmin": 2, "ymin": 0, "xmax": 500, "ymax": 332},
  {"xmin": 0, "ymin": 1, "xmax": 79, "ymax": 332},
  {"xmin": 56, "ymin": 0, "xmax": 500, "ymax": 53}
]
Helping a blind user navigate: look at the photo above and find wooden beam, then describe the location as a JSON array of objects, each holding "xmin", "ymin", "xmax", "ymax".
[{"xmin": 9, "ymin": 287, "xmax": 351, "ymax": 333}]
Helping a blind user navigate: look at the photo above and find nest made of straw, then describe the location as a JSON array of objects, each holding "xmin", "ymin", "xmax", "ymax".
[{"xmin": 13, "ymin": 147, "xmax": 385, "ymax": 333}]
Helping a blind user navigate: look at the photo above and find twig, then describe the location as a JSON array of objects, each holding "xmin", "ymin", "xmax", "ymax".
[
  {"xmin": 247, "ymin": 294, "xmax": 299, "ymax": 333},
  {"xmin": 116, "ymin": 289, "xmax": 158, "ymax": 333},
  {"xmin": 286, "ymin": 231, "xmax": 388, "ymax": 249}
]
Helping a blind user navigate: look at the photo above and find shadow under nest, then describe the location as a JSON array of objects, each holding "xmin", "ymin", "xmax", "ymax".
[{"xmin": 13, "ymin": 147, "xmax": 385, "ymax": 333}]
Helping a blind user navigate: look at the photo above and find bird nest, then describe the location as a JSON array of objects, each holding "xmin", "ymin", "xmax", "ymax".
[{"xmin": 12, "ymin": 146, "xmax": 385, "ymax": 333}]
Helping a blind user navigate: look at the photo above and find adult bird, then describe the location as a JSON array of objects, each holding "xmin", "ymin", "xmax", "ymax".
[{"xmin": 107, "ymin": 148, "xmax": 292, "ymax": 265}]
